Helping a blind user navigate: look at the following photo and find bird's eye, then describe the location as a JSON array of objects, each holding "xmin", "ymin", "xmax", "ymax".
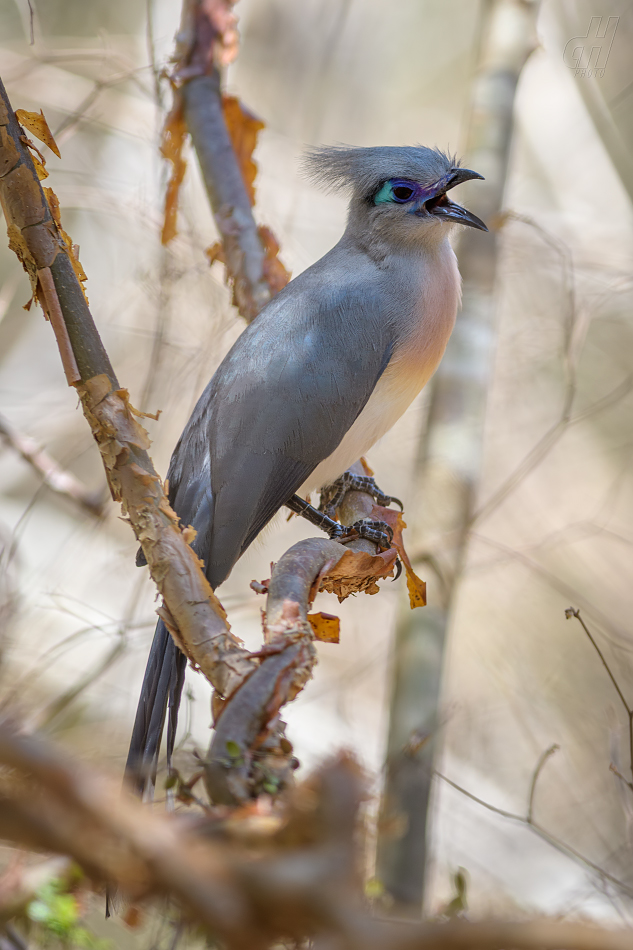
[{"xmin": 392, "ymin": 185, "xmax": 414, "ymax": 202}]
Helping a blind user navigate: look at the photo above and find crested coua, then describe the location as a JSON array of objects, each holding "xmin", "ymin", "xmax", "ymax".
[{"xmin": 127, "ymin": 145, "xmax": 487, "ymax": 788}]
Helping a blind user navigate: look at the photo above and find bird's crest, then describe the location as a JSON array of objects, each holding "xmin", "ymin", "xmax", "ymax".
[{"xmin": 302, "ymin": 145, "xmax": 460, "ymax": 199}]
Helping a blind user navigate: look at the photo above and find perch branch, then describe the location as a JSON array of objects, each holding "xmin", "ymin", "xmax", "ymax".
[{"xmin": 204, "ymin": 463, "xmax": 397, "ymax": 805}]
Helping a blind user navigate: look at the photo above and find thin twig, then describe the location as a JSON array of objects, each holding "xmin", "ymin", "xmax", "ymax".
[
  {"xmin": 565, "ymin": 609, "xmax": 631, "ymax": 715},
  {"xmin": 0, "ymin": 413, "xmax": 104, "ymax": 517},
  {"xmin": 566, "ymin": 607, "xmax": 633, "ymax": 788},
  {"xmin": 26, "ymin": 1, "xmax": 34, "ymax": 45},
  {"xmin": 437, "ymin": 770, "xmax": 633, "ymax": 898},
  {"xmin": 527, "ymin": 743, "xmax": 559, "ymax": 823}
]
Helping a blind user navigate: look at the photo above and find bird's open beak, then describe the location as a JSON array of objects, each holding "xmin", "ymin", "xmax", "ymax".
[{"xmin": 422, "ymin": 167, "xmax": 488, "ymax": 232}]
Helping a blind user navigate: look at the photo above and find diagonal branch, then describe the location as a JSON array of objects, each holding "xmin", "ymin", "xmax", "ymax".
[{"xmin": 0, "ymin": 76, "xmax": 256, "ymax": 702}]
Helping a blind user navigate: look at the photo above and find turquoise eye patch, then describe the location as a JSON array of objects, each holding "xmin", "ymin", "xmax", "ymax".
[{"xmin": 374, "ymin": 179, "xmax": 426, "ymax": 205}]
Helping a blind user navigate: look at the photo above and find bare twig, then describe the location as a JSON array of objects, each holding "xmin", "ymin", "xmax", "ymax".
[
  {"xmin": 0, "ymin": 413, "xmax": 104, "ymax": 517},
  {"xmin": 527, "ymin": 743, "xmax": 559, "ymax": 823},
  {"xmin": 566, "ymin": 607, "xmax": 633, "ymax": 789},
  {"xmin": 437, "ymin": 746, "xmax": 633, "ymax": 901}
]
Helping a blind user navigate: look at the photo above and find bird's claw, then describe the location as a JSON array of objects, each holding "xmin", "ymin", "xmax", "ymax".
[
  {"xmin": 319, "ymin": 472, "xmax": 403, "ymax": 519},
  {"xmin": 332, "ymin": 518, "xmax": 394, "ymax": 551}
]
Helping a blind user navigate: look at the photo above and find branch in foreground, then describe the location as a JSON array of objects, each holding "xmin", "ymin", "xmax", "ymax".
[
  {"xmin": 0, "ymin": 724, "xmax": 631, "ymax": 950},
  {"xmin": 0, "ymin": 412, "xmax": 104, "ymax": 517}
]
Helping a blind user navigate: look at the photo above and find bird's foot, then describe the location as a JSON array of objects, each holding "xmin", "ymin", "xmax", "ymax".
[
  {"xmin": 319, "ymin": 472, "xmax": 403, "ymax": 519},
  {"xmin": 285, "ymin": 496, "xmax": 394, "ymax": 552},
  {"xmin": 329, "ymin": 518, "xmax": 394, "ymax": 552}
]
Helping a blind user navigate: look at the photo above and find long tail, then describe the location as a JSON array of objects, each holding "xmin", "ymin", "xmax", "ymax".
[{"xmin": 125, "ymin": 618, "xmax": 187, "ymax": 796}]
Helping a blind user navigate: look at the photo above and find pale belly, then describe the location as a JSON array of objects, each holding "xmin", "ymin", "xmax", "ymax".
[
  {"xmin": 299, "ymin": 241, "xmax": 461, "ymax": 496},
  {"xmin": 300, "ymin": 241, "xmax": 460, "ymax": 495},
  {"xmin": 300, "ymin": 351, "xmax": 439, "ymax": 494}
]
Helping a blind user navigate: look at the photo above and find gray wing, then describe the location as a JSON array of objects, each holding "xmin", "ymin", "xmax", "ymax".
[{"xmin": 166, "ymin": 257, "xmax": 395, "ymax": 588}]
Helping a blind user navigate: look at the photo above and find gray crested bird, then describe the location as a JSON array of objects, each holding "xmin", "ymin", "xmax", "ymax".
[{"xmin": 126, "ymin": 144, "xmax": 487, "ymax": 790}]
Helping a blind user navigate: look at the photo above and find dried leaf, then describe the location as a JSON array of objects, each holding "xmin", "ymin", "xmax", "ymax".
[
  {"xmin": 318, "ymin": 547, "xmax": 397, "ymax": 602},
  {"xmin": 307, "ymin": 612, "xmax": 340, "ymax": 643},
  {"xmin": 160, "ymin": 96, "xmax": 188, "ymax": 245},
  {"xmin": 205, "ymin": 241, "xmax": 225, "ymax": 266},
  {"xmin": 258, "ymin": 225, "xmax": 290, "ymax": 295},
  {"xmin": 30, "ymin": 152, "xmax": 48, "ymax": 180},
  {"xmin": 371, "ymin": 506, "xmax": 427, "ymax": 609},
  {"xmin": 15, "ymin": 109, "xmax": 61, "ymax": 158},
  {"xmin": 122, "ymin": 905, "xmax": 143, "ymax": 929},
  {"xmin": 222, "ymin": 95, "xmax": 264, "ymax": 206}
]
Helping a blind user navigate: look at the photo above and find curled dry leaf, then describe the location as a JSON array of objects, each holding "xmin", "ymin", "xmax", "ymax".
[
  {"xmin": 317, "ymin": 547, "xmax": 398, "ymax": 602},
  {"xmin": 370, "ymin": 505, "xmax": 427, "ymax": 608},
  {"xmin": 258, "ymin": 225, "xmax": 291, "ymax": 295},
  {"xmin": 160, "ymin": 95, "xmax": 188, "ymax": 246},
  {"xmin": 15, "ymin": 108, "xmax": 61, "ymax": 158},
  {"xmin": 307, "ymin": 612, "xmax": 340, "ymax": 643},
  {"xmin": 29, "ymin": 152, "xmax": 48, "ymax": 180}
]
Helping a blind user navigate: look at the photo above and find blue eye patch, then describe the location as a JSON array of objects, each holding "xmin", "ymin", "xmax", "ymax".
[{"xmin": 374, "ymin": 179, "xmax": 428, "ymax": 205}]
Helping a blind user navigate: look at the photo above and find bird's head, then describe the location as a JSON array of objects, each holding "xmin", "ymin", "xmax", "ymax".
[{"xmin": 304, "ymin": 145, "xmax": 487, "ymax": 249}]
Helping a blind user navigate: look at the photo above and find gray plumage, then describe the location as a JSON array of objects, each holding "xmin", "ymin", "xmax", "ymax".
[{"xmin": 127, "ymin": 145, "xmax": 487, "ymax": 789}]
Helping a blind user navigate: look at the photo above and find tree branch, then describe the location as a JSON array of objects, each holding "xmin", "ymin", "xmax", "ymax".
[
  {"xmin": 0, "ymin": 76, "xmax": 256, "ymax": 702},
  {"xmin": 0, "ymin": 723, "xmax": 630, "ymax": 950}
]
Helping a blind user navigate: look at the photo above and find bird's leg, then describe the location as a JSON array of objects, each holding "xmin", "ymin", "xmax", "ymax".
[
  {"xmin": 318, "ymin": 471, "xmax": 403, "ymax": 519},
  {"xmin": 285, "ymin": 495, "xmax": 346, "ymax": 537},
  {"xmin": 286, "ymin": 495, "xmax": 394, "ymax": 551}
]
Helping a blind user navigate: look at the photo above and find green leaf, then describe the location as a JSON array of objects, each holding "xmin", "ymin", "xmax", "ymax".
[
  {"xmin": 27, "ymin": 900, "xmax": 50, "ymax": 923},
  {"xmin": 226, "ymin": 740, "xmax": 241, "ymax": 758}
]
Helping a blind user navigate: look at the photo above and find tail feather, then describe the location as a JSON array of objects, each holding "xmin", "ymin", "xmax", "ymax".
[{"xmin": 125, "ymin": 619, "xmax": 186, "ymax": 796}]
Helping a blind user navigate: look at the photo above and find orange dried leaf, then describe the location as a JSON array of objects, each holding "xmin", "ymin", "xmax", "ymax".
[
  {"xmin": 222, "ymin": 95, "xmax": 264, "ymax": 206},
  {"xmin": 308, "ymin": 611, "xmax": 340, "ymax": 643},
  {"xmin": 160, "ymin": 98, "xmax": 188, "ymax": 245},
  {"xmin": 30, "ymin": 152, "xmax": 48, "ymax": 180},
  {"xmin": 123, "ymin": 905, "xmax": 143, "ymax": 930},
  {"xmin": 205, "ymin": 242, "xmax": 225, "ymax": 266},
  {"xmin": 258, "ymin": 225, "xmax": 291, "ymax": 295},
  {"xmin": 371, "ymin": 506, "xmax": 426, "ymax": 609},
  {"xmin": 318, "ymin": 547, "xmax": 397, "ymax": 602},
  {"xmin": 15, "ymin": 109, "xmax": 61, "ymax": 158}
]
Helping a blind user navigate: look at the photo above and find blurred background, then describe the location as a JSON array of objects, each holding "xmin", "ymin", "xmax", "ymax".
[{"xmin": 1, "ymin": 0, "xmax": 633, "ymax": 935}]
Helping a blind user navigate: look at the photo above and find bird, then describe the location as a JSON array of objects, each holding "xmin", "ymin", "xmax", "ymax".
[{"xmin": 126, "ymin": 145, "xmax": 487, "ymax": 792}]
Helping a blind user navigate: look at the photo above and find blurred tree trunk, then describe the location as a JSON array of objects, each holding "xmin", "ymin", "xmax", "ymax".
[
  {"xmin": 553, "ymin": 0, "xmax": 633, "ymax": 203},
  {"xmin": 375, "ymin": 0, "xmax": 541, "ymax": 915}
]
